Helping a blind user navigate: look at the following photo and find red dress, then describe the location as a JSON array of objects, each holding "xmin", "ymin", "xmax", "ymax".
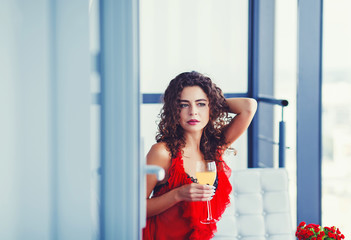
[{"xmin": 143, "ymin": 151, "xmax": 232, "ymax": 240}]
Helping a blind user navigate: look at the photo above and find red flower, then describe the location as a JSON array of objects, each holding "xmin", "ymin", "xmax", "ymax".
[
  {"xmin": 328, "ymin": 232, "xmax": 335, "ymax": 238},
  {"xmin": 296, "ymin": 221, "xmax": 345, "ymax": 240},
  {"xmin": 299, "ymin": 221, "xmax": 306, "ymax": 227}
]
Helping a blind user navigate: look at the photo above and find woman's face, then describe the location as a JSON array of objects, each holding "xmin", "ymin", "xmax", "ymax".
[{"xmin": 178, "ymin": 86, "xmax": 210, "ymax": 134}]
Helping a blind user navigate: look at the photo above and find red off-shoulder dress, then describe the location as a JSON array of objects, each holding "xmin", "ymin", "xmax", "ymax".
[{"xmin": 143, "ymin": 151, "xmax": 232, "ymax": 240}]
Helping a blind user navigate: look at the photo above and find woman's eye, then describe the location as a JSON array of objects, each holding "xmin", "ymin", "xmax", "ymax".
[
  {"xmin": 198, "ymin": 103, "xmax": 206, "ymax": 107},
  {"xmin": 180, "ymin": 104, "xmax": 189, "ymax": 108}
]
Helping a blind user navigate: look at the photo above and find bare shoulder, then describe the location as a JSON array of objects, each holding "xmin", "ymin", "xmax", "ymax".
[{"xmin": 146, "ymin": 142, "xmax": 172, "ymax": 170}]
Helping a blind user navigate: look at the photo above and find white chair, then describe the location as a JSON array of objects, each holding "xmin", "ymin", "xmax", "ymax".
[{"xmin": 213, "ymin": 168, "xmax": 295, "ymax": 240}]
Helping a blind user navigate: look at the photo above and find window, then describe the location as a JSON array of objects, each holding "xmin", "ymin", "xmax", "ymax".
[
  {"xmin": 274, "ymin": 0, "xmax": 297, "ymax": 228},
  {"xmin": 140, "ymin": 0, "xmax": 249, "ymax": 169},
  {"xmin": 322, "ymin": 0, "xmax": 351, "ymax": 237}
]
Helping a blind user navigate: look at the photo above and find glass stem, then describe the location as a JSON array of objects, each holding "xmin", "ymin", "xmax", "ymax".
[{"xmin": 206, "ymin": 200, "xmax": 213, "ymax": 220}]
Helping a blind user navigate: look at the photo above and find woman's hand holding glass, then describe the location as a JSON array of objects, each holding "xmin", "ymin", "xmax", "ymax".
[{"xmin": 176, "ymin": 183, "xmax": 214, "ymax": 202}]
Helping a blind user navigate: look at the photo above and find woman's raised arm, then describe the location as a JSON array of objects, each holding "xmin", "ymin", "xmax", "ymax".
[{"xmin": 223, "ymin": 98, "xmax": 257, "ymax": 146}]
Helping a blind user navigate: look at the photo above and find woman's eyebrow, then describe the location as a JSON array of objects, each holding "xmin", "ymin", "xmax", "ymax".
[{"xmin": 179, "ymin": 99, "xmax": 208, "ymax": 103}]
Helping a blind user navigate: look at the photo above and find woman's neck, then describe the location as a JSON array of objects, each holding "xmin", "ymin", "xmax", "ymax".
[{"xmin": 183, "ymin": 131, "xmax": 202, "ymax": 151}]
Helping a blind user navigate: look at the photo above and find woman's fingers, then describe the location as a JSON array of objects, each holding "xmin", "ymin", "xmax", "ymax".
[
  {"xmin": 182, "ymin": 194, "xmax": 212, "ymax": 201},
  {"xmin": 178, "ymin": 183, "xmax": 215, "ymax": 201},
  {"xmin": 195, "ymin": 184, "xmax": 216, "ymax": 199},
  {"xmin": 212, "ymin": 186, "xmax": 216, "ymax": 196}
]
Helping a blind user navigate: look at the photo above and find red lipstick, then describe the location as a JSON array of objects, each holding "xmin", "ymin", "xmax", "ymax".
[{"xmin": 187, "ymin": 119, "xmax": 200, "ymax": 125}]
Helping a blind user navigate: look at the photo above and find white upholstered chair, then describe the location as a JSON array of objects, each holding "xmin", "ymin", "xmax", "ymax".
[{"xmin": 213, "ymin": 168, "xmax": 295, "ymax": 240}]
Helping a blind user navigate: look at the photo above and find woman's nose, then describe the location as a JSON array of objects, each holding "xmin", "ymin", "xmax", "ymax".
[{"xmin": 190, "ymin": 106, "xmax": 198, "ymax": 115}]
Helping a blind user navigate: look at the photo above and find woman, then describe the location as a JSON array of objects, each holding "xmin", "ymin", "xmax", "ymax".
[{"xmin": 143, "ymin": 71, "xmax": 257, "ymax": 239}]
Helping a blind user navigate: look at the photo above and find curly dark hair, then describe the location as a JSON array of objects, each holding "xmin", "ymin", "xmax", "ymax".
[{"xmin": 156, "ymin": 71, "xmax": 232, "ymax": 161}]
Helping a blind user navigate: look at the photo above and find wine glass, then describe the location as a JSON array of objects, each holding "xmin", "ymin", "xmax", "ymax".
[{"xmin": 196, "ymin": 160, "xmax": 217, "ymax": 224}]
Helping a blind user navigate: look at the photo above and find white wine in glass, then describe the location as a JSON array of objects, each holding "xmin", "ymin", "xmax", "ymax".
[{"xmin": 196, "ymin": 160, "xmax": 217, "ymax": 224}]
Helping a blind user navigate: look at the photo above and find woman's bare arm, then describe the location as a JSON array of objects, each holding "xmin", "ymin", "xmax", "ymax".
[
  {"xmin": 223, "ymin": 98, "xmax": 257, "ymax": 146},
  {"xmin": 146, "ymin": 143, "xmax": 214, "ymax": 218}
]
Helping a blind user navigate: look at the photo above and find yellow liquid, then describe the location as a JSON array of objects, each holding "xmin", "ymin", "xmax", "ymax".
[{"xmin": 196, "ymin": 172, "xmax": 216, "ymax": 185}]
